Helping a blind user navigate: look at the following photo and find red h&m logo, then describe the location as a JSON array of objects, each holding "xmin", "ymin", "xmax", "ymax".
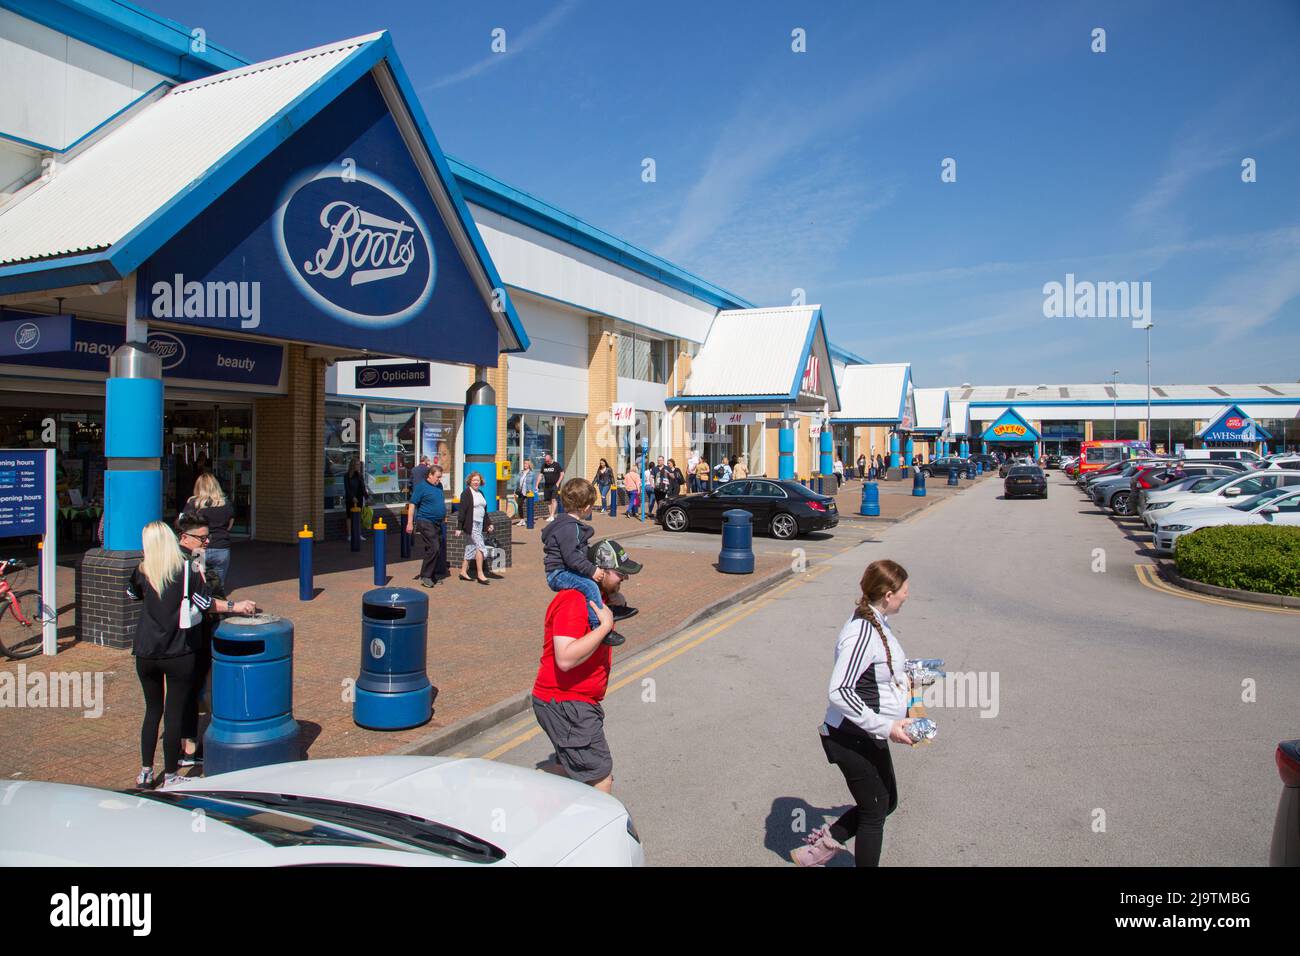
[{"xmin": 801, "ymin": 355, "xmax": 820, "ymax": 394}]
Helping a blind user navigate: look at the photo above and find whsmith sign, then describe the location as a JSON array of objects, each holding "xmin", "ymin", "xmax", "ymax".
[{"xmin": 136, "ymin": 75, "xmax": 498, "ymax": 367}]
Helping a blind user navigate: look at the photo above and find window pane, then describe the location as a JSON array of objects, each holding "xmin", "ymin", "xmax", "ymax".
[
  {"xmin": 325, "ymin": 402, "xmax": 361, "ymax": 511},
  {"xmin": 364, "ymin": 404, "xmax": 416, "ymax": 505}
]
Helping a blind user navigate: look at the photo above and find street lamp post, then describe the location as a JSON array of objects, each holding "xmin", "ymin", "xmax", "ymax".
[
  {"xmin": 1145, "ymin": 322, "xmax": 1153, "ymax": 451},
  {"xmin": 1110, "ymin": 369, "xmax": 1119, "ymax": 439}
]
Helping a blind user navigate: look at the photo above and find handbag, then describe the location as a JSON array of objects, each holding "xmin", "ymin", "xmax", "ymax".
[{"xmin": 179, "ymin": 563, "xmax": 202, "ymax": 629}]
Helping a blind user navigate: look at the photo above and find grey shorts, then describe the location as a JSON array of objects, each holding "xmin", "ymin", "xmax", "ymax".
[{"xmin": 531, "ymin": 696, "xmax": 612, "ymax": 784}]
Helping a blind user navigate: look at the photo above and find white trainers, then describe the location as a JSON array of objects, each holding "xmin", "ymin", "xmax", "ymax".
[
  {"xmin": 790, "ymin": 825, "xmax": 846, "ymax": 867},
  {"xmin": 135, "ymin": 767, "xmax": 154, "ymax": 788}
]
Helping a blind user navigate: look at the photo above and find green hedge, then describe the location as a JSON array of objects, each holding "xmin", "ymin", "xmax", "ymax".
[{"xmin": 1174, "ymin": 524, "xmax": 1300, "ymax": 597}]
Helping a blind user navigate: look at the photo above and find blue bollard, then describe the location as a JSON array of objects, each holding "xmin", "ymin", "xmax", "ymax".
[
  {"xmin": 298, "ymin": 525, "xmax": 313, "ymax": 601},
  {"xmin": 860, "ymin": 481, "xmax": 881, "ymax": 516},
  {"xmin": 354, "ymin": 588, "xmax": 433, "ymax": 730},
  {"xmin": 399, "ymin": 526, "xmax": 411, "ymax": 560},
  {"xmin": 966, "ymin": 461, "xmax": 976, "ymax": 479},
  {"xmin": 373, "ymin": 519, "xmax": 387, "ymax": 586},
  {"xmin": 976, "ymin": 461, "xmax": 983, "ymax": 475},
  {"xmin": 718, "ymin": 509, "xmax": 755, "ymax": 574},
  {"xmin": 350, "ymin": 506, "xmax": 361, "ymax": 552},
  {"xmin": 817, "ymin": 476, "xmax": 825, "ymax": 495},
  {"xmin": 912, "ymin": 469, "xmax": 927, "ymax": 497},
  {"xmin": 205, "ymin": 615, "xmax": 301, "ymax": 775},
  {"xmin": 526, "ymin": 493, "xmax": 535, "ymax": 529},
  {"xmin": 947, "ymin": 467, "xmax": 960, "ymax": 487}
]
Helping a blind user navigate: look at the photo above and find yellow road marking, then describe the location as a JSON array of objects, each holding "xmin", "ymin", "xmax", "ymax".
[
  {"xmin": 482, "ymin": 565, "xmax": 832, "ymax": 760},
  {"xmin": 1134, "ymin": 563, "xmax": 1300, "ymax": 616}
]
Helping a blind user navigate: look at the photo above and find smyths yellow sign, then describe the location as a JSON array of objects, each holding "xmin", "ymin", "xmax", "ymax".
[{"xmin": 993, "ymin": 424, "xmax": 1027, "ymax": 437}]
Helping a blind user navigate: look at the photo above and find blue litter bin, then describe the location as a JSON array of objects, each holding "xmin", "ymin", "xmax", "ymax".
[
  {"xmin": 204, "ymin": 615, "xmax": 301, "ymax": 775},
  {"xmin": 946, "ymin": 466, "xmax": 960, "ymax": 487},
  {"xmin": 719, "ymin": 509, "xmax": 755, "ymax": 574},
  {"xmin": 354, "ymin": 588, "xmax": 433, "ymax": 730},
  {"xmin": 912, "ymin": 469, "xmax": 927, "ymax": 497},
  {"xmin": 966, "ymin": 461, "xmax": 976, "ymax": 479},
  {"xmin": 860, "ymin": 481, "xmax": 880, "ymax": 516}
]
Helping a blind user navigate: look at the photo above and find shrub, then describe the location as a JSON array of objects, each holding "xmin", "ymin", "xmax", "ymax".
[{"xmin": 1174, "ymin": 524, "xmax": 1300, "ymax": 597}]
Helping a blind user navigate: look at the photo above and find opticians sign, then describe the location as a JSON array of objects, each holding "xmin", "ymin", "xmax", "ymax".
[{"xmin": 354, "ymin": 362, "xmax": 431, "ymax": 389}]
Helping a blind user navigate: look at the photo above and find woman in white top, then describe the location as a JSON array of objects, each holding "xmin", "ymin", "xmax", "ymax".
[
  {"xmin": 455, "ymin": 471, "xmax": 499, "ymax": 585},
  {"xmin": 793, "ymin": 559, "xmax": 915, "ymax": 867}
]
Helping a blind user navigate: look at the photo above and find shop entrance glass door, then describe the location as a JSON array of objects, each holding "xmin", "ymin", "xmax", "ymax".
[{"xmin": 164, "ymin": 404, "xmax": 252, "ymax": 535}]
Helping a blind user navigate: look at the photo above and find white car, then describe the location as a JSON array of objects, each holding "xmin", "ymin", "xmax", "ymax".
[
  {"xmin": 0, "ymin": 756, "xmax": 644, "ymax": 867},
  {"xmin": 1140, "ymin": 470, "xmax": 1300, "ymax": 528},
  {"xmin": 1153, "ymin": 487, "xmax": 1300, "ymax": 555}
]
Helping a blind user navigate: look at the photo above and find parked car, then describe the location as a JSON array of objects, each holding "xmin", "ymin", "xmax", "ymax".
[
  {"xmin": 0, "ymin": 756, "xmax": 645, "ymax": 867},
  {"xmin": 1141, "ymin": 470, "xmax": 1300, "ymax": 527},
  {"xmin": 1043, "ymin": 454, "xmax": 1063, "ymax": 469},
  {"xmin": 1131, "ymin": 463, "xmax": 1243, "ymax": 514},
  {"xmin": 1180, "ymin": 448, "xmax": 1266, "ymax": 466},
  {"xmin": 658, "ymin": 478, "xmax": 837, "ymax": 539},
  {"xmin": 1152, "ymin": 486, "xmax": 1300, "ymax": 554},
  {"xmin": 969, "ymin": 453, "xmax": 998, "ymax": 472},
  {"xmin": 1268, "ymin": 455, "xmax": 1300, "ymax": 471},
  {"xmin": 919, "ymin": 457, "xmax": 968, "ymax": 480},
  {"xmin": 1003, "ymin": 464, "xmax": 1047, "ymax": 499},
  {"xmin": 1270, "ymin": 739, "xmax": 1300, "ymax": 866}
]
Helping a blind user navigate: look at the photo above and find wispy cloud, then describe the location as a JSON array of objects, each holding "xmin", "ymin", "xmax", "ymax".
[{"xmin": 423, "ymin": 1, "xmax": 581, "ymax": 92}]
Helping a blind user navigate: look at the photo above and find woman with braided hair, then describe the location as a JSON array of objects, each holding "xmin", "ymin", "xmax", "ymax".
[{"xmin": 792, "ymin": 559, "xmax": 915, "ymax": 867}]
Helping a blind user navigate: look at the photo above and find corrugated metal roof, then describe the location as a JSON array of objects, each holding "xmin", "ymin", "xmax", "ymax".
[
  {"xmin": 682, "ymin": 306, "xmax": 819, "ymax": 398},
  {"xmin": 0, "ymin": 36, "xmax": 376, "ymax": 266},
  {"xmin": 949, "ymin": 400, "xmax": 971, "ymax": 436},
  {"xmin": 913, "ymin": 387, "xmax": 949, "ymax": 430},
  {"xmin": 945, "ymin": 383, "xmax": 1300, "ymax": 403},
  {"xmin": 833, "ymin": 362, "xmax": 910, "ymax": 421}
]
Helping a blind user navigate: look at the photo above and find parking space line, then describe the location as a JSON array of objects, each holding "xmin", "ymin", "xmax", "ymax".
[
  {"xmin": 481, "ymin": 565, "xmax": 832, "ymax": 761},
  {"xmin": 1134, "ymin": 563, "xmax": 1300, "ymax": 616}
]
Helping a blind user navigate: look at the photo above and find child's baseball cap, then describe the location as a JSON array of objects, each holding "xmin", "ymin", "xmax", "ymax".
[{"xmin": 588, "ymin": 538, "xmax": 643, "ymax": 576}]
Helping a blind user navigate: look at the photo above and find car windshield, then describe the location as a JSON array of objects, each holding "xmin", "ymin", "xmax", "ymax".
[
  {"xmin": 135, "ymin": 790, "xmax": 506, "ymax": 863},
  {"xmin": 1231, "ymin": 486, "xmax": 1295, "ymax": 512},
  {"xmin": 1009, "ymin": 466, "xmax": 1041, "ymax": 476}
]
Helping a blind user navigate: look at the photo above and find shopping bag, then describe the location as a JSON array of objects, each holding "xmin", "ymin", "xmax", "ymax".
[{"xmin": 361, "ymin": 505, "xmax": 375, "ymax": 530}]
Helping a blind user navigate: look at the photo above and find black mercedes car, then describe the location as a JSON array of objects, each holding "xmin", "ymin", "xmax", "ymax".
[
  {"xmin": 919, "ymin": 457, "xmax": 968, "ymax": 480},
  {"xmin": 657, "ymin": 478, "xmax": 838, "ymax": 539},
  {"xmin": 1003, "ymin": 464, "xmax": 1047, "ymax": 499}
]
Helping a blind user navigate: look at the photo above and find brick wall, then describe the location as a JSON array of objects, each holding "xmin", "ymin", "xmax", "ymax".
[
  {"xmin": 76, "ymin": 549, "xmax": 142, "ymax": 650},
  {"xmin": 254, "ymin": 345, "xmax": 326, "ymax": 543},
  {"xmin": 585, "ymin": 318, "xmax": 618, "ymax": 474}
]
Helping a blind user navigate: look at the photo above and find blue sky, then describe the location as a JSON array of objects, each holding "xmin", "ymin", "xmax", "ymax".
[{"xmin": 150, "ymin": 0, "xmax": 1300, "ymax": 387}]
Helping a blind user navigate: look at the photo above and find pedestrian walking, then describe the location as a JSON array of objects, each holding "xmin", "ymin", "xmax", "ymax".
[
  {"xmin": 455, "ymin": 470, "xmax": 500, "ymax": 584},
  {"xmin": 515, "ymin": 459, "xmax": 539, "ymax": 526},
  {"xmin": 407, "ymin": 464, "xmax": 448, "ymax": 587},
  {"xmin": 733, "ymin": 455, "xmax": 749, "ymax": 480},
  {"xmin": 687, "ymin": 449, "xmax": 701, "ymax": 493},
  {"xmin": 876, "ymin": 453, "xmax": 885, "ymax": 478},
  {"xmin": 715, "ymin": 458, "xmax": 732, "ymax": 483},
  {"xmin": 540, "ymin": 452, "xmax": 564, "ymax": 522},
  {"xmin": 857, "ymin": 453, "xmax": 867, "ymax": 479},
  {"xmin": 345, "ymin": 456, "xmax": 369, "ymax": 541},
  {"xmin": 667, "ymin": 459, "xmax": 685, "ymax": 498},
  {"xmin": 182, "ymin": 472, "xmax": 234, "ymax": 591},
  {"xmin": 410, "ymin": 454, "xmax": 431, "ymax": 492},
  {"xmin": 644, "ymin": 459, "xmax": 658, "ymax": 519},
  {"xmin": 834, "ymin": 457, "xmax": 845, "ymax": 488},
  {"xmin": 623, "ymin": 467, "xmax": 641, "ymax": 516},
  {"xmin": 594, "ymin": 458, "xmax": 614, "ymax": 513},
  {"xmin": 531, "ymin": 539, "xmax": 643, "ymax": 794},
  {"xmin": 127, "ymin": 520, "xmax": 254, "ymax": 789},
  {"xmin": 792, "ymin": 559, "xmax": 915, "ymax": 868},
  {"xmin": 695, "ymin": 457, "xmax": 711, "ymax": 491}
]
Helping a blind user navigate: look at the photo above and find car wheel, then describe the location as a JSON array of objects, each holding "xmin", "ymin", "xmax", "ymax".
[
  {"xmin": 1111, "ymin": 491, "xmax": 1131, "ymax": 515},
  {"xmin": 662, "ymin": 507, "xmax": 689, "ymax": 532},
  {"xmin": 770, "ymin": 512, "xmax": 799, "ymax": 540}
]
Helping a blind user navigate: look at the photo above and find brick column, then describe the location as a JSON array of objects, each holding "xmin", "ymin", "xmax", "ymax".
[
  {"xmin": 486, "ymin": 353, "xmax": 509, "ymax": 461},
  {"xmin": 586, "ymin": 318, "xmax": 618, "ymax": 473},
  {"xmin": 254, "ymin": 345, "xmax": 325, "ymax": 543}
]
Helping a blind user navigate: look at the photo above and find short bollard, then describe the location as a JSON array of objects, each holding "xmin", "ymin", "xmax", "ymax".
[
  {"xmin": 718, "ymin": 509, "xmax": 755, "ymax": 574},
  {"xmin": 355, "ymin": 588, "xmax": 433, "ymax": 730},
  {"xmin": 976, "ymin": 461, "xmax": 983, "ymax": 475},
  {"xmin": 205, "ymin": 614, "xmax": 301, "ymax": 775},
  {"xmin": 947, "ymin": 467, "xmax": 960, "ymax": 487},
  {"xmin": 399, "ymin": 526, "xmax": 411, "ymax": 560},
  {"xmin": 526, "ymin": 492, "xmax": 535, "ymax": 529},
  {"xmin": 966, "ymin": 461, "xmax": 976, "ymax": 479},
  {"xmin": 298, "ymin": 524, "xmax": 313, "ymax": 601},
  {"xmin": 912, "ymin": 469, "xmax": 927, "ymax": 497},
  {"xmin": 860, "ymin": 481, "xmax": 881, "ymax": 516},
  {"xmin": 350, "ymin": 506, "xmax": 361, "ymax": 552},
  {"xmin": 373, "ymin": 518, "xmax": 387, "ymax": 586},
  {"xmin": 817, "ymin": 476, "xmax": 825, "ymax": 495}
]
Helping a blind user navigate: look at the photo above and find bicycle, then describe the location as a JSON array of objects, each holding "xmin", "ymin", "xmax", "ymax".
[{"xmin": 0, "ymin": 558, "xmax": 52, "ymax": 660}]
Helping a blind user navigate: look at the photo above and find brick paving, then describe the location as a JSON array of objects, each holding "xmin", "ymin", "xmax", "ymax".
[{"xmin": 0, "ymin": 511, "xmax": 780, "ymax": 790}]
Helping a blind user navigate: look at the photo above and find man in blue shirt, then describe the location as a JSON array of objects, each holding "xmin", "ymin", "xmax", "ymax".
[{"xmin": 406, "ymin": 464, "xmax": 448, "ymax": 587}]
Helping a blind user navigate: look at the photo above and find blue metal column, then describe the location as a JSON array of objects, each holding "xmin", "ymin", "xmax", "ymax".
[
  {"xmin": 889, "ymin": 432, "xmax": 900, "ymax": 470},
  {"xmin": 818, "ymin": 425, "xmax": 834, "ymax": 479},
  {"xmin": 959, "ymin": 440, "xmax": 968, "ymax": 458},
  {"xmin": 778, "ymin": 417, "xmax": 795, "ymax": 480},
  {"xmin": 465, "ymin": 371, "xmax": 498, "ymax": 510},
  {"xmin": 105, "ymin": 343, "xmax": 162, "ymax": 550},
  {"xmin": 904, "ymin": 436, "xmax": 914, "ymax": 467}
]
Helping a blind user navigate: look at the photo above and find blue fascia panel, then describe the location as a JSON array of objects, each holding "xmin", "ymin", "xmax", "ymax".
[
  {"xmin": 377, "ymin": 52, "xmax": 529, "ymax": 353},
  {"xmin": 1, "ymin": 0, "xmax": 247, "ymax": 81},
  {"xmin": 667, "ymin": 394, "xmax": 797, "ymax": 406},
  {"xmin": 448, "ymin": 156, "xmax": 754, "ymax": 313},
  {"xmin": 829, "ymin": 342, "xmax": 870, "ymax": 366},
  {"xmin": 0, "ymin": 256, "xmax": 119, "ymax": 295},
  {"xmin": 968, "ymin": 397, "xmax": 1299, "ymax": 408}
]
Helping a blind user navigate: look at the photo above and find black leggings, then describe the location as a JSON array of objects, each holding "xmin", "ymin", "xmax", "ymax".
[
  {"xmin": 182, "ymin": 625, "xmax": 213, "ymax": 742},
  {"xmin": 821, "ymin": 724, "xmax": 899, "ymax": 866},
  {"xmin": 137, "ymin": 653, "xmax": 196, "ymax": 775}
]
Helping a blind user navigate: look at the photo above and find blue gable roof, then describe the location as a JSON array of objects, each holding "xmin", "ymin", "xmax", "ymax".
[
  {"xmin": 982, "ymin": 407, "xmax": 1040, "ymax": 442},
  {"xmin": 1197, "ymin": 405, "xmax": 1271, "ymax": 443}
]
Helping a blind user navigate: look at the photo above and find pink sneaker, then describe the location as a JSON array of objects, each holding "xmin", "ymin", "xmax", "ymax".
[{"xmin": 790, "ymin": 825, "xmax": 845, "ymax": 867}]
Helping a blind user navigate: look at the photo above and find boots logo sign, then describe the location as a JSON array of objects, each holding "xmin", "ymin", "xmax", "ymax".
[
  {"xmin": 146, "ymin": 332, "xmax": 186, "ymax": 370},
  {"xmin": 275, "ymin": 172, "xmax": 437, "ymax": 329}
]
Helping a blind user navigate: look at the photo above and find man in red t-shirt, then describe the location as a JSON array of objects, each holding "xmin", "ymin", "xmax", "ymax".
[{"xmin": 532, "ymin": 539, "xmax": 642, "ymax": 794}]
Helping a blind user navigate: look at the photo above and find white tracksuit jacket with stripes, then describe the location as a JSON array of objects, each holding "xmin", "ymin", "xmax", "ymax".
[{"xmin": 823, "ymin": 611, "xmax": 909, "ymax": 740}]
